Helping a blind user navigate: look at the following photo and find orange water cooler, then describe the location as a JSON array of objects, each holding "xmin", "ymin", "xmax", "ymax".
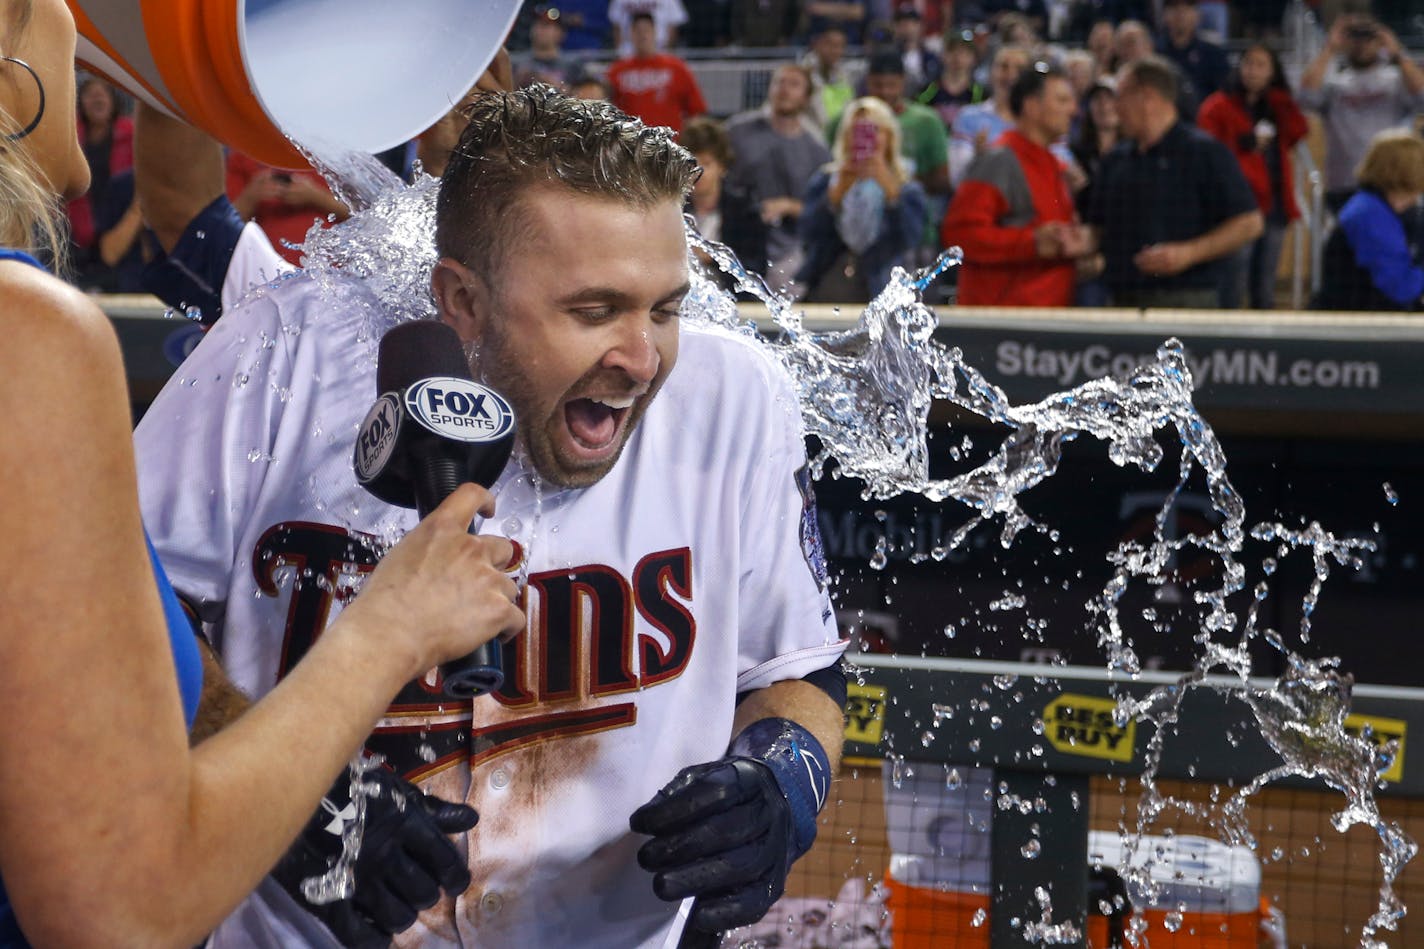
[{"xmin": 67, "ymin": 0, "xmax": 520, "ymax": 167}]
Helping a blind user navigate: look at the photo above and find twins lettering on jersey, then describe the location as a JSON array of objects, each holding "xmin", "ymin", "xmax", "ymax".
[{"xmin": 255, "ymin": 522, "xmax": 696, "ymax": 780}]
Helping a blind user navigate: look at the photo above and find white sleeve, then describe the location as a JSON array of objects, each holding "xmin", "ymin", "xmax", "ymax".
[
  {"xmin": 220, "ymin": 222, "xmax": 293, "ymax": 315},
  {"xmin": 734, "ymin": 353, "xmax": 846, "ymax": 694},
  {"xmin": 133, "ymin": 291, "xmax": 294, "ymax": 609}
]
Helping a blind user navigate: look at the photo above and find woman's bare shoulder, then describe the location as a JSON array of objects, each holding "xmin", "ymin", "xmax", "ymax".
[{"xmin": 0, "ymin": 261, "xmax": 123, "ymax": 370}]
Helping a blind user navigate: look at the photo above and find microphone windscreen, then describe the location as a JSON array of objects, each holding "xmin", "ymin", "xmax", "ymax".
[{"xmin": 376, "ymin": 320, "xmax": 473, "ymax": 394}]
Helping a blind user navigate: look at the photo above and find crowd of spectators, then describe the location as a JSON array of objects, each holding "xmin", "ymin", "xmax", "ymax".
[{"xmin": 63, "ymin": 0, "xmax": 1424, "ymax": 311}]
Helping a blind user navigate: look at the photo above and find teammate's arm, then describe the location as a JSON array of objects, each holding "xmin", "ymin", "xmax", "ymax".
[{"xmin": 133, "ymin": 102, "xmax": 225, "ymax": 255}]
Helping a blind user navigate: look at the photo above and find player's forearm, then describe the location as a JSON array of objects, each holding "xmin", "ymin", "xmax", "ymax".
[{"xmin": 732, "ymin": 678, "xmax": 845, "ymax": 771}]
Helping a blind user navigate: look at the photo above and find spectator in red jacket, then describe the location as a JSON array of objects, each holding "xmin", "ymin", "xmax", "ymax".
[
  {"xmin": 942, "ymin": 65, "xmax": 1097, "ymax": 307},
  {"xmin": 1197, "ymin": 44, "xmax": 1308, "ymax": 309},
  {"xmin": 607, "ymin": 12, "xmax": 707, "ymax": 133}
]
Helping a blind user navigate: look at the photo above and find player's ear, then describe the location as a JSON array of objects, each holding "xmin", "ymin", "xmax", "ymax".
[{"xmin": 432, "ymin": 257, "xmax": 491, "ymax": 344}]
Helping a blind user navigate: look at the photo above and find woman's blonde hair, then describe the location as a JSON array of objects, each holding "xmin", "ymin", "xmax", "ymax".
[
  {"xmin": 1356, "ymin": 129, "xmax": 1424, "ymax": 195},
  {"xmin": 0, "ymin": 0, "xmax": 67, "ymax": 263},
  {"xmin": 831, "ymin": 97, "xmax": 913, "ymax": 184}
]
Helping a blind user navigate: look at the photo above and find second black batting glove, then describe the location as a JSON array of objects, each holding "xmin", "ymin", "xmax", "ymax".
[
  {"xmin": 629, "ymin": 718, "xmax": 831, "ymax": 933},
  {"xmin": 272, "ymin": 763, "xmax": 478, "ymax": 948}
]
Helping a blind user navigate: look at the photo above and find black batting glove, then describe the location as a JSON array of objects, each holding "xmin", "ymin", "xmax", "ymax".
[
  {"xmin": 630, "ymin": 718, "xmax": 830, "ymax": 933},
  {"xmin": 272, "ymin": 764, "xmax": 478, "ymax": 948}
]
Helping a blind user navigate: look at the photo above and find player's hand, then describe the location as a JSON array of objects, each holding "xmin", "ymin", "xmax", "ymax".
[
  {"xmin": 273, "ymin": 764, "xmax": 478, "ymax": 947},
  {"xmin": 339, "ymin": 483, "xmax": 526, "ymax": 682},
  {"xmin": 630, "ymin": 758, "xmax": 797, "ymax": 932}
]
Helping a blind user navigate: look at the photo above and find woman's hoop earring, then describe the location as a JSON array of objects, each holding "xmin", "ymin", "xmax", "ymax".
[{"xmin": 1, "ymin": 56, "xmax": 46, "ymax": 142}]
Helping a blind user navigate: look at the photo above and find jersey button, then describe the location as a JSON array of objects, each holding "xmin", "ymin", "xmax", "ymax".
[
  {"xmin": 490, "ymin": 768, "xmax": 510, "ymax": 790},
  {"xmin": 481, "ymin": 891, "xmax": 504, "ymax": 915}
]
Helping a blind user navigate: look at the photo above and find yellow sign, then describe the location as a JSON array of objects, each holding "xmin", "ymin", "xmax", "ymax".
[
  {"xmin": 845, "ymin": 683, "xmax": 887, "ymax": 746},
  {"xmin": 1044, "ymin": 693, "xmax": 1135, "ymax": 763},
  {"xmin": 1344, "ymin": 713, "xmax": 1407, "ymax": 783}
]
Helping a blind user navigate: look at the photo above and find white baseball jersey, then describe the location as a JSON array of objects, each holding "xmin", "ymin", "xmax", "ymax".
[
  {"xmin": 134, "ymin": 269, "xmax": 845, "ymax": 949},
  {"xmin": 223, "ymin": 221, "xmax": 293, "ymax": 314}
]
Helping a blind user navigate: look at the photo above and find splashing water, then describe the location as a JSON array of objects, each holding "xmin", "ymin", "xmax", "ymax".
[
  {"xmin": 284, "ymin": 149, "xmax": 1413, "ymax": 945},
  {"xmin": 684, "ymin": 232, "xmax": 1412, "ymax": 945},
  {"xmin": 1023, "ymin": 886, "xmax": 1083, "ymax": 945},
  {"xmin": 300, "ymin": 752, "xmax": 385, "ymax": 905}
]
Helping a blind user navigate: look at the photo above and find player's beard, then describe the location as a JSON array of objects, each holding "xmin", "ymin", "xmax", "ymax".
[{"xmin": 473, "ymin": 320, "xmax": 658, "ymax": 490}]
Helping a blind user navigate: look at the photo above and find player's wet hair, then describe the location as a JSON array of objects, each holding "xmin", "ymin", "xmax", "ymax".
[{"xmin": 436, "ymin": 84, "xmax": 699, "ymax": 281}]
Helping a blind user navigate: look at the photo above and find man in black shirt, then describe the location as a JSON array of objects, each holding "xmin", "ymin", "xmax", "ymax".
[{"xmin": 1088, "ymin": 56, "xmax": 1263, "ymax": 308}]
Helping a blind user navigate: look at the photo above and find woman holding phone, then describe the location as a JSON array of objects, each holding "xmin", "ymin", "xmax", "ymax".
[
  {"xmin": 796, "ymin": 96, "xmax": 928, "ymax": 302},
  {"xmin": 0, "ymin": 2, "xmax": 524, "ymax": 946},
  {"xmin": 1197, "ymin": 43, "xmax": 1308, "ymax": 309}
]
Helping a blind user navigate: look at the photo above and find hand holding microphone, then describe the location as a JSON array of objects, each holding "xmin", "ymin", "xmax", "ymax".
[
  {"xmin": 353, "ymin": 319, "xmax": 523, "ymax": 696},
  {"xmin": 339, "ymin": 483, "xmax": 524, "ymax": 687}
]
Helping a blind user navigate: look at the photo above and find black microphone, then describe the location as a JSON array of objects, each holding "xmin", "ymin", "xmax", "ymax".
[{"xmin": 354, "ymin": 320, "xmax": 518, "ymax": 698}]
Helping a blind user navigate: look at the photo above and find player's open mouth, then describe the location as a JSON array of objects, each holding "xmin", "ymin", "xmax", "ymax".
[{"xmin": 564, "ymin": 395, "xmax": 636, "ymax": 456}]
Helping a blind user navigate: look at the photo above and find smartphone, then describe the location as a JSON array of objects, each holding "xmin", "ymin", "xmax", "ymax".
[{"xmin": 850, "ymin": 119, "xmax": 880, "ymax": 163}]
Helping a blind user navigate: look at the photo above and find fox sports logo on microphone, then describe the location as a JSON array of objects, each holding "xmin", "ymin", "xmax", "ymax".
[
  {"xmin": 406, "ymin": 378, "xmax": 516, "ymax": 443},
  {"xmin": 354, "ymin": 392, "xmax": 402, "ymax": 484}
]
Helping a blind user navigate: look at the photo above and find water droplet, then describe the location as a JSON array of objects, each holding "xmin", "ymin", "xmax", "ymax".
[
  {"xmin": 1384, "ymin": 482, "xmax": 1399, "ymax": 505},
  {"xmin": 989, "ymin": 593, "xmax": 1026, "ymax": 612}
]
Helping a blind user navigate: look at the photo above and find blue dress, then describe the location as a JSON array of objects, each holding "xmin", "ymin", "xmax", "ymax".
[{"xmin": 0, "ymin": 247, "xmax": 204, "ymax": 947}]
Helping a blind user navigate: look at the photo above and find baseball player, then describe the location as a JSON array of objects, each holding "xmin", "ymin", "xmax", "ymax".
[{"xmin": 135, "ymin": 86, "xmax": 848, "ymax": 948}]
